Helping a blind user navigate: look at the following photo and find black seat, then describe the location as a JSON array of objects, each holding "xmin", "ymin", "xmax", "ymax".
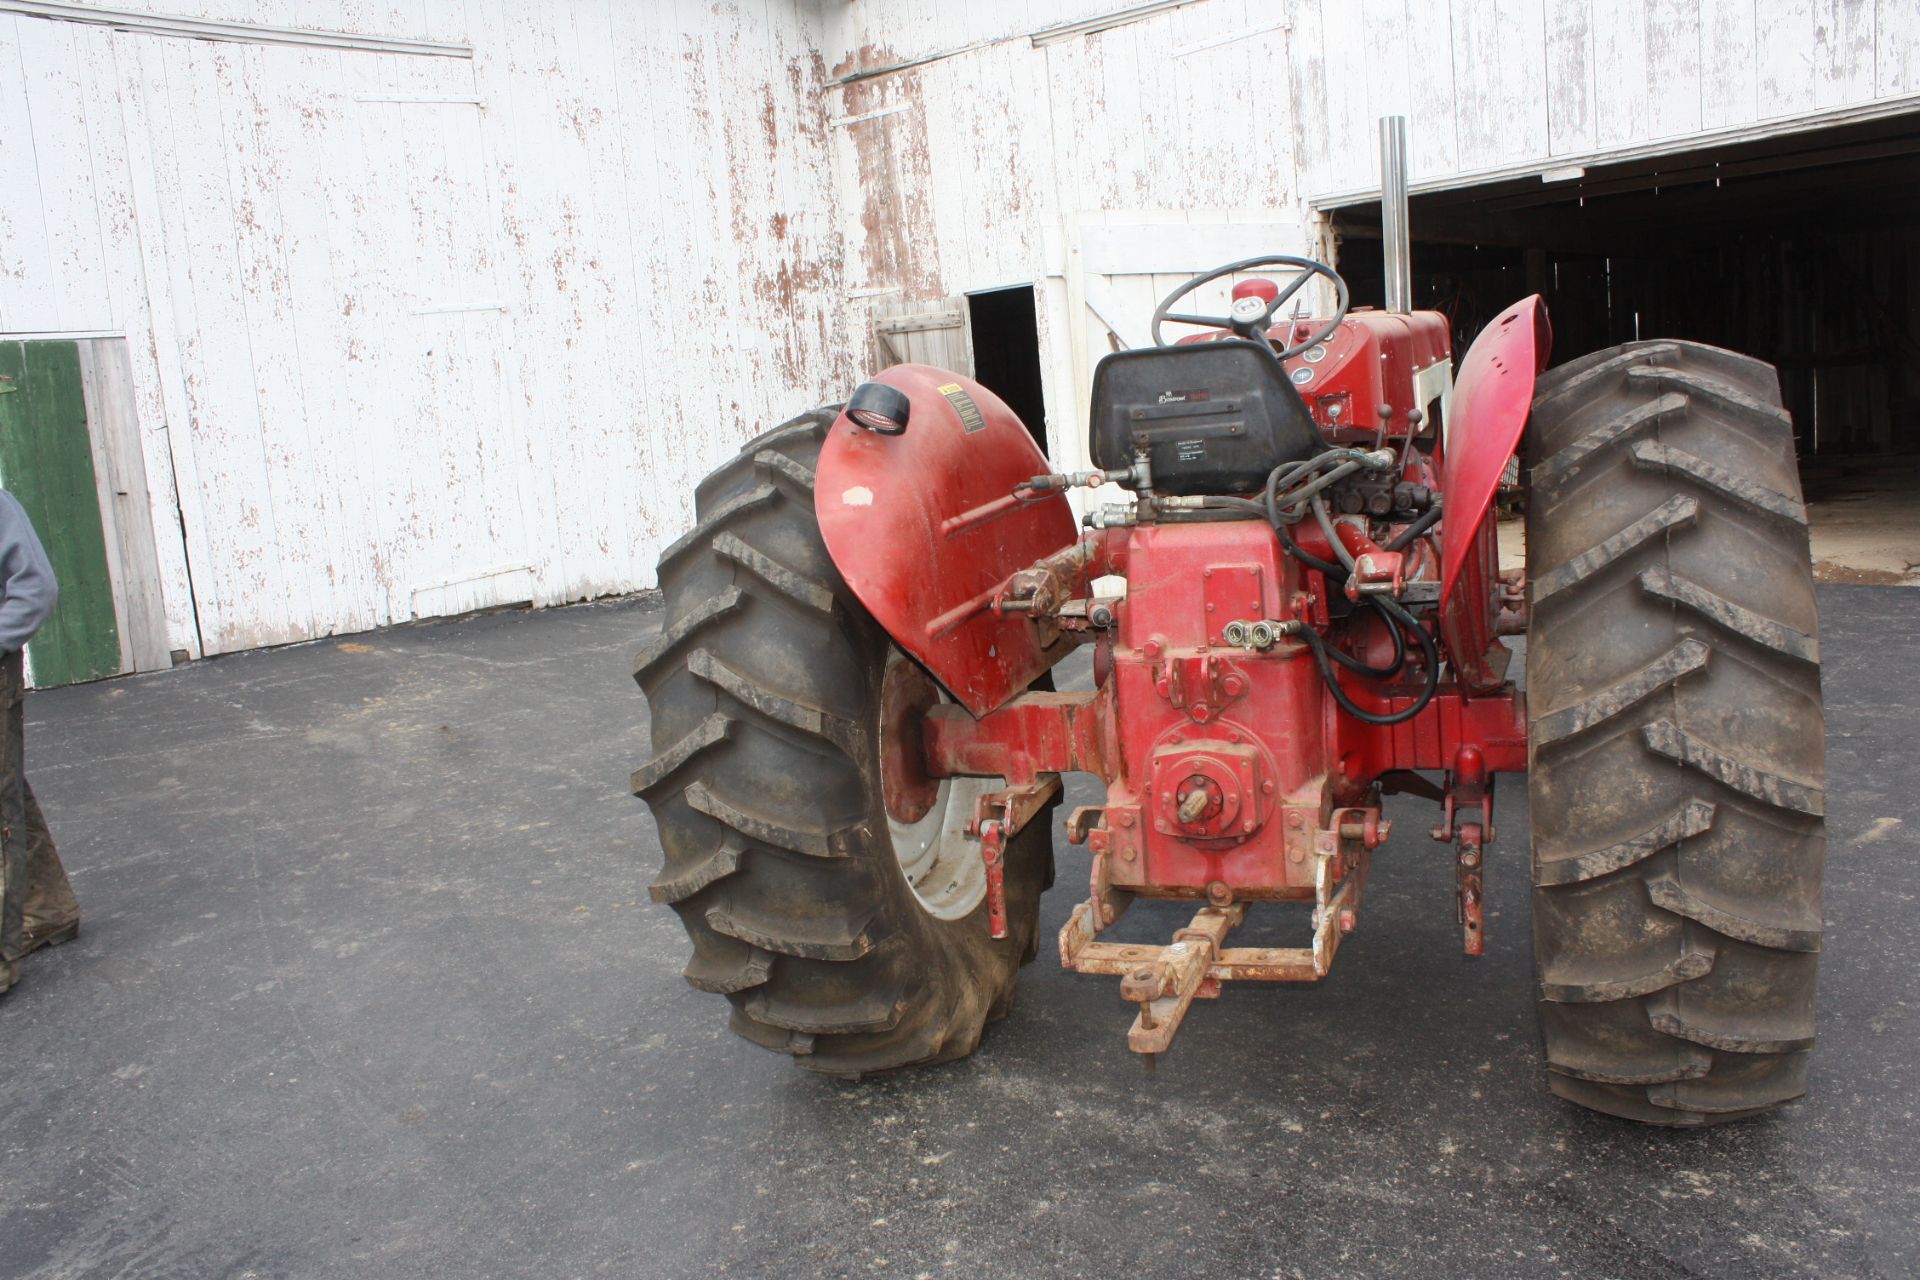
[{"xmin": 1088, "ymin": 338, "xmax": 1323, "ymax": 495}]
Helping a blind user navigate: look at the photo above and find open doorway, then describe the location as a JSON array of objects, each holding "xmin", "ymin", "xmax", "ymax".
[
  {"xmin": 967, "ymin": 284, "xmax": 1049, "ymax": 456},
  {"xmin": 1330, "ymin": 112, "xmax": 1920, "ymax": 584}
]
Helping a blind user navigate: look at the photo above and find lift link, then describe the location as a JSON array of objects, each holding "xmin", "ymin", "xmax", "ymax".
[
  {"xmin": 1430, "ymin": 745, "xmax": 1493, "ymax": 956},
  {"xmin": 1454, "ymin": 823, "xmax": 1486, "ymax": 958},
  {"xmin": 965, "ymin": 777, "xmax": 1062, "ymax": 939}
]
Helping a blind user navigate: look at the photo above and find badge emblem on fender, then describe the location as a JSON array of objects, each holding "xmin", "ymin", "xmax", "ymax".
[{"xmin": 936, "ymin": 383, "xmax": 988, "ymax": 433}]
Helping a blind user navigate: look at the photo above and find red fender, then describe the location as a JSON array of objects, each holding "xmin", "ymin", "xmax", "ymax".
[
  {"xmin": 815, "ymin": 366, "xmax": 1076, "ymax": 716},
  {"xmin": 1438, "ymin": 295, "xmax": 1552, "ymax": 691}
]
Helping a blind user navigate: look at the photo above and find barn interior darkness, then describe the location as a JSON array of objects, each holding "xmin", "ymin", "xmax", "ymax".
[
  {"xmin": 1332, "ymin": 115, "xmax": 1920, "ymax": 471},
  {"xmin": 967, "ymin": 285, "xmax": 1049, "ymax": 454}
]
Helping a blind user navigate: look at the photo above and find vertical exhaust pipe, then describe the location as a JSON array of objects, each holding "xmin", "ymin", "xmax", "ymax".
[{"xmin": 1379, "ymin": 115, "xmax": 1411, "ymax": 313}]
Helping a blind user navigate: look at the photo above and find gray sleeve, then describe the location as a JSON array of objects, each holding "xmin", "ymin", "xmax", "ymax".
[{"xmin": 0, "ymin": 492, "xmax": 59, "ymax": 655}]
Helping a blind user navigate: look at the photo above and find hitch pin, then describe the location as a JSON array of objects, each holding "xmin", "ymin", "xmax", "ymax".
[{"xmin": 1122, "ymin": 963, "xmax": 1164, "ymax": 1073}]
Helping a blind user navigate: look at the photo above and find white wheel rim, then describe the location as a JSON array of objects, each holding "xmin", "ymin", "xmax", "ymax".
[
  {"xmin": 880, "ymin": 651, "xmax": 998, "ymax": 921},
  {"xmin": 888, "ymin": 774, "xmax": 998, "ymax": 921}
]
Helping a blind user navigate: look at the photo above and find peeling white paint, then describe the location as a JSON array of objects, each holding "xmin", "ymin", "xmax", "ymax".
[
  {"xmin": 841, "ymin": 485, "xmax": 876, "ymax": 507},
  {"xmin": 0, "ymin": 1, "xmax": 857, "ymax": 655}
]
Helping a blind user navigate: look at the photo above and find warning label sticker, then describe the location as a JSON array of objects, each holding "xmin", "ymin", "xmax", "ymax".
[{"xmin": 937, "ymin": 382, "xmax": 988, "ymax": 433}]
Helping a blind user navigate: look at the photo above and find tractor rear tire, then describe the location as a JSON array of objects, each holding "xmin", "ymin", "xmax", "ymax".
[
  {"xmin": 632, "ymin": 408, "xmax": 1054, "ymax": 1074},
  {"xmin": 1523, "ymin": 340, "xmax": 1825, "ymax": 1126}
]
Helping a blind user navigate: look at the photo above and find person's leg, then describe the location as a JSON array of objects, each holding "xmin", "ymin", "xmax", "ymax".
[
  {"xmin": 17, "ymin": 779, "xmax": 76, "ymax": 951},
  {"xmin": 0, "ymin": 650, "xmax": 28, "ymax": 991}
]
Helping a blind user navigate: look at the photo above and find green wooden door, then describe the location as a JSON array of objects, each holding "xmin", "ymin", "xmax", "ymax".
[{"xmin": 0, "ymin": 341, "xmax": 121, "ymax": 686}]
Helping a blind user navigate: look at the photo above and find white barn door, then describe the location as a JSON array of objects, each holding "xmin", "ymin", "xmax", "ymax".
[{"xmin": 871, "ymin": 297, "xmax": 973, "ymax": 374}]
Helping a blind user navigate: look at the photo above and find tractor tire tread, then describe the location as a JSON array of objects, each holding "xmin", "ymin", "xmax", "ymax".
[
  {"xmin": 1637, "ymin": 567, "xmax": 1819, "ymax": 664},
  {"xmin": 1627, "ymin": 439, "xmax": 1806, "ymax": 525},
  {"xmin": 1525, "ymin": 339, "xmax": 1825, "ymax": 1127},
  {"xmin": 1530, "ymin": 391, "xmax": 1686, "ymax": 492},
  {"xmin": 636, "ymin": 407, "xmax": 1052, "ymax": 1073}
]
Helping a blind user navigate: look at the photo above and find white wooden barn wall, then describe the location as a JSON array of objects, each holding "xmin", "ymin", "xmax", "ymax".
[
  {"xmin": 5, "ymin": 0, "xmax": 1920, "ymax": 656},
  {"xmin": 816, "ymin": 0, "xmax": 1920, "ymax": 467},
  {"xmin": 821, "ymin": 0, "xmax": 1920, "ymax": 203},
  {"xmin": 0, "ymin": 0, "xmax": 854, "ymax": 657}
]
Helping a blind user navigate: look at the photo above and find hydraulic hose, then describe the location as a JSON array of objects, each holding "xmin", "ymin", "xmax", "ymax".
[
  {"xmin": 1273, "ymin": 460, "xmax": 1364, "ymax": 524},
  {"xmin": 1275, "ymin": 517, "xmax": 1345, "ymax": 578},
  {"xmin": 1384, "ymin": 499, "xmax": 1443, "ymax": 552},
  {"xmin": 1318, "ymin": 597, "xmax": 1406, "ymax": 678},
  {"xmin": 1299, "ymin": 594, "xmax": 1439, "ymax": 726},
  {"xmin": 1261, "ymin": 452, "xmax": 1440, "ymax": 722},
  {"xmin": 1310, "ymin": 492, "xmax": 1357, "ymax": 572}
]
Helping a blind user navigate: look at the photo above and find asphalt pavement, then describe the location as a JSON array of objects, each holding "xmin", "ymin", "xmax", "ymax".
[{"xmin": 1, "ymin": 586, "xmax": 1914, "ymax": 1278}]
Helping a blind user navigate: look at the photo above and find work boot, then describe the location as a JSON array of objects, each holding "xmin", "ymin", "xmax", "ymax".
[{"xmin": 18, "ymin": 913, "xmax": 77, "ymax": 955}]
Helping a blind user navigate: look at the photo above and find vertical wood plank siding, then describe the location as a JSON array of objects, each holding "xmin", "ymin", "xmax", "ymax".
[
  {"xmin": 0, "ymin": 0, "xmax": 851, "ymax": 656},
  {"xmin": 1, "ymin": 0, "xmax": 1914, "ymax": 655}
]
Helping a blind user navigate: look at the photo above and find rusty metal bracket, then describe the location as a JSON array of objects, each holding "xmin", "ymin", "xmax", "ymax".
[
  {"xmin": 1430, "ymin": 745, "xmax": 1493, "ymax": 957},
  {"xmin": 1065, "ymin": 804, "xmax": 1105, "ymax": 844},
  {"xmin": 967, "ymin": 776, "xmax": 1062, "ymax": 939},
  {"xmin": 1122, "ymin": 904, "xmax": 1242, "ymax": 1067},
  {"xmin": 1455, "ymin": 822, "xmax": 1485, "ymax": 957},
  {"xmin": 1059, "ymin": 809, "xmax": 1380, "ymax": 1063}
]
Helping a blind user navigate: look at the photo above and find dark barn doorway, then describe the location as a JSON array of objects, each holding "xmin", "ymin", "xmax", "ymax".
[
  {"xmin": 967, "ymin": 284, "xmax": 1049, "ymax": 456},
  {"xmin": 1331, "ymin": 114, "xmax": 1920, "ymax": 582},
  {"xmin": 1331, "ymin": 114, "xmax": 1920, "ymax": 464}
]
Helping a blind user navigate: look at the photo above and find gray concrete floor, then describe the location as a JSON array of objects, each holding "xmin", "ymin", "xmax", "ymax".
[{"xmin": 1, "ymin": 588, "xmax": 1915, "ymax": 1279}]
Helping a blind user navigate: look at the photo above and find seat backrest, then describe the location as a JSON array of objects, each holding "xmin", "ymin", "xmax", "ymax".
[{"xmin": 1088, "ymin": 338, "xmax": 1323, "ymax": 495}]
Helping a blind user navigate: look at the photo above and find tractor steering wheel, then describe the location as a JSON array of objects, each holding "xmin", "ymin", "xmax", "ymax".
[{"xmin": 1151, "ymin": 254, "xmax": 1351, "ymax": 358}]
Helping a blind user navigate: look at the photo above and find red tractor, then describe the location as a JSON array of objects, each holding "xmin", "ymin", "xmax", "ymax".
[{"xmin": 632, "ymin": 250, "xmax": 1826, "ymax": 1127}]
